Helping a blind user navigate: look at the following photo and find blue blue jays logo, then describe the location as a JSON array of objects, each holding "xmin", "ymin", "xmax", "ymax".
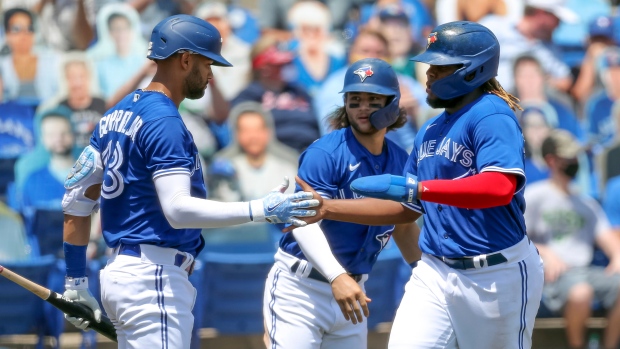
[
  {"xmin": 353, "ymin": 66, "xmax": 374, "ymax": 82},
  {"xmin": 376, "ymin": 228, "xmax": 394, "ymax": 253}
]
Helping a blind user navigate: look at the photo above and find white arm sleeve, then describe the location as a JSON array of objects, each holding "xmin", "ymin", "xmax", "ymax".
[
  {"xmin": 292, "ymin": 222, "xmax": 347, "ymax": 283},
  {"xmin": 154, "ymin": 173, "xmax": 252, "ymax": 229}
]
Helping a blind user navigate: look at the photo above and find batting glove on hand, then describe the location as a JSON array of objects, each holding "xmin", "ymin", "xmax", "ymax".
[
  {"xmin": 250, "ymin": 176, "xmax": 320, "ymax": 227},
  {"xmin": 350, "ymin": 173, "xmax": 419, "ymax": 203},
  {"xmin": 63, "ymin": 277, "xmax": 102, "ymax": 330}
]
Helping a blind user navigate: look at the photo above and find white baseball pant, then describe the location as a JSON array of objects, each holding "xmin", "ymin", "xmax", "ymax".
[
  {"xmin": 263, "ymin": 249, "xmax": 369, "ymax": 349},
  {"xmin": 389, "ymin": 236, "xmax": 544, "ymax": 349},
  {"xmin": 100, "ymin": 244, "xmax": 197, "ymax": 349}
]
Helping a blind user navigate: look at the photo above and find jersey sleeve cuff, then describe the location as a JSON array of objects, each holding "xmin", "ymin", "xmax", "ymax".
[
  {"xmin": 479, "ymin": 166, "xmax": 526, "ymax": 193},
  {"xmin": 152, "ymin": 168, "xmax": 191, "ymax": 180}
]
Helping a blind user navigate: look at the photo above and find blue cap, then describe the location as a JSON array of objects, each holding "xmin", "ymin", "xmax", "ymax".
[
  {"xmin": 378, "ymin": 5, "xmax": 409, "ymax": 23},
  {"xmin": 589, "ymin": 15, "xmax": 614, "ymax": 39}
]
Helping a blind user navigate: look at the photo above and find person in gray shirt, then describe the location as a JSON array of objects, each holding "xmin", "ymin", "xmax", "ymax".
[{"xmin": 525, "ymin": 129, "xmax": 620, "ymax": 349}]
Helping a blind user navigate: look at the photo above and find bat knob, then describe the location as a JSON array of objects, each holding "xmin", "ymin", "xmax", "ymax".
[{"xmin": 0, "ymin": 265, "xmax": 4, "ymax": 273}]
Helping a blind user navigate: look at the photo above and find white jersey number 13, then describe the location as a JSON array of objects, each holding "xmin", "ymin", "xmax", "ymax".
[{"xmin": 101, "ymin": 140, "xmax": 125, "ymax": 199}]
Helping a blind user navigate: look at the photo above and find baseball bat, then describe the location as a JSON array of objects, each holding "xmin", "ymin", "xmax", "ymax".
[{"xmin": 0, "ymin": 265, "xmax": 117, "ymax": 342}]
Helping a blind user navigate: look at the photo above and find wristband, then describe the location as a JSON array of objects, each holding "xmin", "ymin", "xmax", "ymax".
[
  {"xmin": 64, "ymin": 242, "xmax": 87, "ymax": 278},
  {"xmin": 405, "ymin": 173, "xmax": 419, "ymax": 203},
  {"xmin": 409, "ymin": 261, "xmax": 419, "ymax": 269},
  {"xmin": 65, "ymin": 276, "xmax": 89, "ymax": 290}
]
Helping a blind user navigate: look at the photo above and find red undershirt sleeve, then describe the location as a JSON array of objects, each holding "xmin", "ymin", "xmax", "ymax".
[{"xmin": 418, "ymin": 172, "xmax": 517, "ymax": 209}]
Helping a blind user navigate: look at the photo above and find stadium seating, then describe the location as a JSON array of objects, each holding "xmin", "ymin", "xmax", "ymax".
[
  {"xmin": 0, "ymin": 157, "xmax": 17, "ymax": 201},
  {"xmin": 193, "ymin": 223, "xmax": 279, "ymax": 337},
  {"xmin": 198, "ymin": 251, "xmax": 275, "ymax": 334},
  {"xmin": 28, "ymin": 208, "xmax": 65, "ymax": 257},
  {"xmin": 201, "ymin": 222, "xmax": 280, "ymax": 254},
  {"xmin": 0, "ymin": 202, "xmax": 31, "ymax": 261},
  {"xmin": 365, "ymin": 240, "xmax": 411, "ymax": 329},
  {"xmin": 0, "ymin": 255, "xmax": 58, "ymax": 348},
  {"xmin": 196, "ymin": 226, "xmax": 411, "ymax": 335}
]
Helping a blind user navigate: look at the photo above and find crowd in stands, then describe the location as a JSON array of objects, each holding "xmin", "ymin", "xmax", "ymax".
[{"xmin": 1, "ymin": 0, "xmax": 620, "ymax": 348}]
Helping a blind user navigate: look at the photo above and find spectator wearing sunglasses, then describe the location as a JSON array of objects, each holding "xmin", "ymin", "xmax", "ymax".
[{"xmin": 0, "ymin": 7, "xmax": 60, "ymax": 107}]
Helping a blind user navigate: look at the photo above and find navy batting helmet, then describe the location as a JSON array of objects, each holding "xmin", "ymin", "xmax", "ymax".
[
  {"xmin": 147, "ymin": 14, "xmax": 232, "ymax": 67},
  {"xmin": 340, "ymin": 58, "xmax": 400, "ymax": 130},
  {"xmin": 411, "ymin": 21, "xmax": 499, "ymax": 99}
]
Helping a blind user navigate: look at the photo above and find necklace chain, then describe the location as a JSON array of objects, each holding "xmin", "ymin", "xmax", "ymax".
[{"xmin": 142, "ymin": 89, "xmax": 170, "ymax": 98}]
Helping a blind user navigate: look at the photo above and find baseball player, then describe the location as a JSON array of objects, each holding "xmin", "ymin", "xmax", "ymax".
[
  {"xmin": 300, "ymin": 21, "xmax": 545, "ymax": 348},
  {"xmin": 60, "ymin": 15, "xmax": 318, "ymax": 349},
  {"xmin": 263, "ymin": 58, "xmax": 421, "ymax": 349}
]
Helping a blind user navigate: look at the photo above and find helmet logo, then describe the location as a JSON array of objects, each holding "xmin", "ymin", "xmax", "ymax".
[
  {"xmin": 353, "ymin": 66, "xmax": 374, "ymax": 82},
  {"xmin": 426, "ymin": 32, "xmax": 438, "ymax": 48}
]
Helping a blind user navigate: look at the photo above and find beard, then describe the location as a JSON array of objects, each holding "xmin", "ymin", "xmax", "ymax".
[
  {"xmin": 184, "ymin": 63, "xmax": 207, "ymax": 100},
  {"xmin": 348, "ymin": 114, "xmax": 380, "ymax": 135},
  {"xmin": 426, "ymin": 93, "xmax": 466, "ymax": 109}
]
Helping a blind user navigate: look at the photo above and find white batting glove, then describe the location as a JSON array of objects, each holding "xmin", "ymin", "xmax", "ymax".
[
  {"xmin": 250, "ymin": 176, "xmax": 320, "ymax": 227},
  {"xmin": 63, "ymin": 277, "xmax": 102, "ymax": 330}
]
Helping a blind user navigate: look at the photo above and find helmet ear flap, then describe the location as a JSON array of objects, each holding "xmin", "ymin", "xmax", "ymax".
[{"xmin": 370, "ymin": 94, "xmax": 400, "ymax": 130}]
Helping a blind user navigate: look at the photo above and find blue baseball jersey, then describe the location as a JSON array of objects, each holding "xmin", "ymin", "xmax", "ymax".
[
  {"xmin": 407, "ymin": 93, "xmax": 527, "ymax": 257},
  {"xmin": 90, "ymin": 90, "xmax": 206, "ymax": 256},
  {"xmin": 280, "ymin": 127, "xmax": 415, "ymax": 274},
  {"xmin": 585, "ymin": 91, "xmax": 615, "ymax": 148},
  {"xmin": 603, "ymin": 176, "xmax": 620, "ymax": 228}
]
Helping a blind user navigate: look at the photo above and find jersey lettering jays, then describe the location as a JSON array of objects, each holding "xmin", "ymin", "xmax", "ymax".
[
  {"xmin": 280, "ymin": 127, "xmax": 414, "ymax": 274},
  {"xmin": 90, "ymin": 91, "xmax": 206, "ymax": 256},
  {"xmin": 408, "ymin": 94, "xmax": 527, "ymax": 257}
]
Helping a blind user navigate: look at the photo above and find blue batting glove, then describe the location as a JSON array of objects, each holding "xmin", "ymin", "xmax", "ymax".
[
  {"xmin": 350, "ymin": 173, "xmax": 419, "ymax": 203},
  {"xmin": 250, "ymin": 177, "xmax": 320, "ymax": 227}
]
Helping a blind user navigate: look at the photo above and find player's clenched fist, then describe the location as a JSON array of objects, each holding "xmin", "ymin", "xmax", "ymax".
[
  {"xmin": 249, "ymin": 176, "xmax": 320, "ymax": 227},
  {"xmin": 331, "ymin": 274, "xmax": 371, "ymax": 325}
]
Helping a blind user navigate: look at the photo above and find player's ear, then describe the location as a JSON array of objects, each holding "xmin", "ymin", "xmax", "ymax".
[{"xmin": 178, "ymin": 51, "xmax": 191, "ymax": 70}]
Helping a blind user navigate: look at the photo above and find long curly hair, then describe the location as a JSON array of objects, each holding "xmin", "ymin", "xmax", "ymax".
[{"xmin": 481, "ymin": 77, "xmax": 522, "ymax": 111}]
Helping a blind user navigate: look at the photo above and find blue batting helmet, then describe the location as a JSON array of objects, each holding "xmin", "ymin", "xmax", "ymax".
[
  {"xmin": 147, "ymin": 14, "xmax": 232, "ymax": 67},
  {"xmin": 340, "ymin": 58, "xmax": 401, "ymax": 130},
  {"xmin": 411, "ymin": 21, "xmax": 499, "ymax": 99}
]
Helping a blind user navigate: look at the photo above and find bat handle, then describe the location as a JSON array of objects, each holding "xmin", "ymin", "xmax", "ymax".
[
  {"xmin": 47, "ymin": 293, "xmax": 118, "ymax": 342},
  {"xmin": 72, "ymin": 302, "xmax": 118, "ymax": 342}
]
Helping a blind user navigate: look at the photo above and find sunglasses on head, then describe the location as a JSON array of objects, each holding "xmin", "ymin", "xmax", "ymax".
[{"xmin": 8, "ymin": 25, "xmax": 34, "ymax": 34}]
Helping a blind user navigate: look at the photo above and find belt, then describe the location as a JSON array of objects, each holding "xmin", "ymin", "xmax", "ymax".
[
  {"xmin": 290, "ymin": 260, "xmax": 362, "ymax": 283},
  {"xmin": 118, "ymin": 244, "xmax": 195, "ymax": 276},
  {"xmin": 433, "ymin": 252, "xmax": 507, "ymax": 270}
]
